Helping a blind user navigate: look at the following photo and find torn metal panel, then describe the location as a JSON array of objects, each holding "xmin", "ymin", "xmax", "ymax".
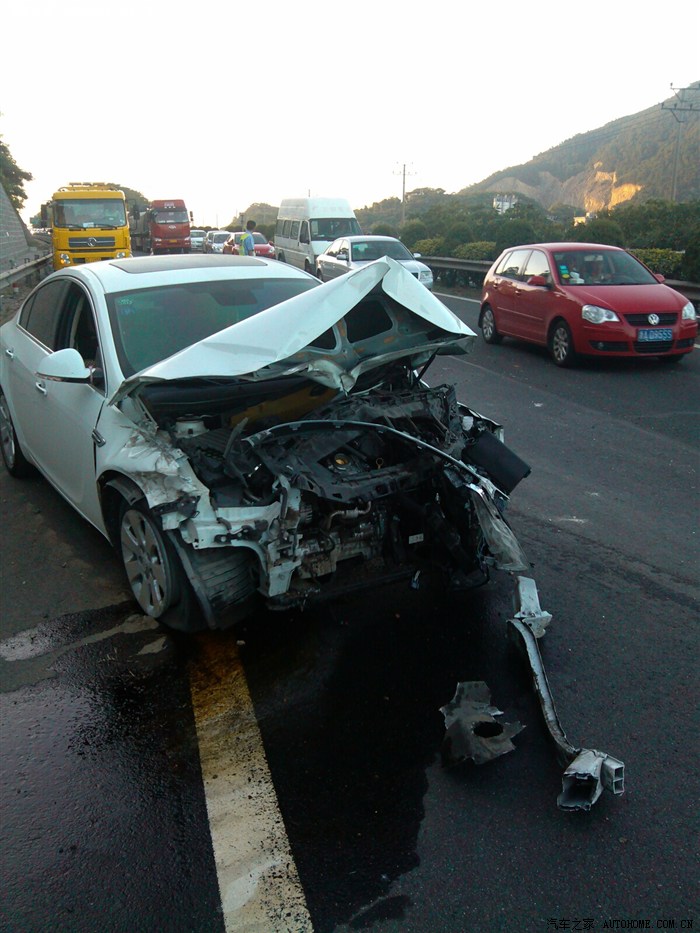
[
  {"xmin": 112, "ymin": 257, "xmax": 477, "ymax": 402},
  {"xmin": 440, "ymin": 681, "xmax": 524, "ymax": 766}
]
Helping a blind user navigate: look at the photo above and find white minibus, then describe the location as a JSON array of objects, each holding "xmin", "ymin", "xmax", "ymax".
[{"xmin": 274, "ymin": 198, "xmax": 362, "ymax": 274}]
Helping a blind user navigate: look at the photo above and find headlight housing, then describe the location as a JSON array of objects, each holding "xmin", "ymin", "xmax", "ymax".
[
  {"xmin": 59, "ymin": 252, "xmax": 72, "ymax": 266},
  {"xmin": 115, "ymin": 250, "xmax": 128, "ymax": 259},
  {"xmin": 681, "ymin": 301, "xmax": 697, "ymax": 321},
  {"xmin": 582, "ymin": 304, "xmax": 619, "ymax": 324},
  {"xmin": 419, "ymin": 270, "xmax": 433, "ymax": 283}
]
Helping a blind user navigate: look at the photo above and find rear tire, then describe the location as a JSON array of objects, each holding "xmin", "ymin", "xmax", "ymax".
[
  {"xmin": 0, "ymin": 389, "xmax": 32, "ymax": 477},
  {"xmin": 549, "ymin": 319, "xmax": 576, "ymax": 367},
  {"xmin": 119, "ymin": 499, "xmax": 203, "ymax": 632},
  {"xmin": 480, "ymin": 306, "xmax": 503, "ymax": 345}
]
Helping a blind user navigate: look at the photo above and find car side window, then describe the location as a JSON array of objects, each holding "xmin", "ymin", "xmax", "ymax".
[
  {"xmin": 495, "ymin": 249, "xmax": 531, "ymax": 281},
  {"xmin": 522, "ymin": 250, "xmax": 551, "ymax": 281},
  {"xmin": 18, "ymin": 280, "xmax": 70, "ymax": 350},
  {"xmin": 57, "ymin": 283, "xmax": 106, "ymax": 391}
]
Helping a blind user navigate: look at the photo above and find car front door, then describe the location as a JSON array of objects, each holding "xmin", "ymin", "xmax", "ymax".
[
  {"xmin": 8, "ymin": 279, "xmax": 106, "ymax": 525},
  {"xmin": 511, "ymin": 248, "xmax": 555, "ymax": 342},
  {"xmin": 331, "ymin": 240, "xmax": 351, "ymax": 279},
  {"xmin": 487, "ymin": 249, "xmax": 531, "ymax": 335},
  {"xmin": 318, "ymin": 239, "xmax": 341, "ymax": 279}
]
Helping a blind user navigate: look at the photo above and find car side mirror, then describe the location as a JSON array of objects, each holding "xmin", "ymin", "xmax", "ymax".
[
  {"xmin": 413, "ymin": 252, "xmax": 422, "ymax": 259},
  {"xmin": 654, "ymin": 273, "xmax": 665, "ymax": 283},
  {"xmin": 36, "ymin": 348, "xmax": 91, "ymax": 383},
  {"xmin": 337, "ymin": 250, "xmax": 348, "ymax": 262},
  {"xmin": 527, "ymin": 274, "xmax": 550, "ymax": 287}
]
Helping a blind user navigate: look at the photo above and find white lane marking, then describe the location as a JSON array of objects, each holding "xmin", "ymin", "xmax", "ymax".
[
  {"xmin": 190, "ymin": 637, "xmax": 313, "ymax": 933},
  {"xmin": 434, "ymin": 291, "xmax": 480, "ymax": 304}
]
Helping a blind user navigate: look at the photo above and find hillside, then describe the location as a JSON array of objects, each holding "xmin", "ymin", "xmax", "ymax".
[{"xmin": 462, "ymin": 83, "xmax": 700, "ymax": 211}]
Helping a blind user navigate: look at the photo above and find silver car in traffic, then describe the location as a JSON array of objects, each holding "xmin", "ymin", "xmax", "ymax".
[{"xmin": 316, "ymin": 235, "xmax": 434, "ymax": 289}]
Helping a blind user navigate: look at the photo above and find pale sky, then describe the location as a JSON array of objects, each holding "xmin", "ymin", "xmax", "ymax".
[{"xmin": 2, "ymin": 0, "xmax": 698, "ymax": 227}]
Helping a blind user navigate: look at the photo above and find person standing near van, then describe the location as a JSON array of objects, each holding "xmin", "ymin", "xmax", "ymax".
[{"xmin": 240, "ymin": 219, "xmax": 257, "ymax": 256}]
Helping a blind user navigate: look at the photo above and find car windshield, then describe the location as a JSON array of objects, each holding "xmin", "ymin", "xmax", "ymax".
[
  {"xmin": 106, "ymin": 277, "xmax": 319, "ymax": 376},
  {"xmin": 53, "ymin": 198, "xmax": 127, "ymax": 228},
  {"xmin": 253, "ymin": 233, "xmax": 268, "ymax": 244},
  {"xmin": 213, "ymin": 233, "xmax": 229, "ymax": 242},
  {"xmin": 191, "ymin": 230, "xmax": 205, "ymax": 237},
  {"xmin": 553, "ymin": 249, "xmax": 658, "ymax": 286},
  {"xmin": 310, "ymin": 217, "xmax": 362, "ymax": 241},
  {"xmin": 153, "ymin": 211, "xmax": 190, "ymax": 224},
  {"xmin": 350, "ymin": 240, "xmax": 413, "ymax": 262}
]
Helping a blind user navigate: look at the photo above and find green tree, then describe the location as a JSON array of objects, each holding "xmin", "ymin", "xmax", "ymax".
[
  {"xmin": 680, "ymin": 228, "xmax": 700, "ymax": 281},
  {"xmin": 0, "ymin": 132, "xmax": 32, "ymax": 212},
  {"xmin": 569, "ymin": 217, "xmax": 626, "ymax": 247},
  {"xmin": 371, "ymin": 222, "xmax": 399, "ymax": 237},
  {"xmin": 399, "ymin": 218, "xmax": 427, "ymax": 249},
  {"xmin": 494, "ymin": 219, "xmax": 537, "ymax": 254}
]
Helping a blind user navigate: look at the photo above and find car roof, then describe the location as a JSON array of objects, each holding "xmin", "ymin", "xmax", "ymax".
[
  {"xmin": 500, "ymin": 242, "xmax": 625, "ymax": 253},
  {"xmin": 50, "ymin": 255, "xmax": 313, "ymax": 293},
  {"xmin": 341, "ymin": 235, "xmax": 402, "ymax": 243}
]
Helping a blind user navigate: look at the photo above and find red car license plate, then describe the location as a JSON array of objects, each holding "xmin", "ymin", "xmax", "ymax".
[{"xmin": 637, "ymin": 328, "xmax": 673, "ymax": 341}]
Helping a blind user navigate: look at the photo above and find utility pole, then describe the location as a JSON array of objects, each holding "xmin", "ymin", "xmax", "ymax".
[
  {"xmin": 393, "ymin": 163, "xmax": 416, "ymax": 226},
  {"xmin": 661, "ymin": 82, "xmax": 700, "ymax": 202}
]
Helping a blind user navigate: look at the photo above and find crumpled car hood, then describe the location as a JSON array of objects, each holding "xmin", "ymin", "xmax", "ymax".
[{"xmin": 111, "ymin": 258, "xmax": 475, "ymax": 403}]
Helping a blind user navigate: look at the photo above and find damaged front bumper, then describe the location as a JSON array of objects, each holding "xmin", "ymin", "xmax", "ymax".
[{"xmin": 442, "ymin": 575, "xmax": 625, "ymax": 812}]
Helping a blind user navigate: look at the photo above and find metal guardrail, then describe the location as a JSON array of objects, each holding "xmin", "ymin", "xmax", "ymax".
[{"xmin": 0, "ymin": 253, "xmax": 53, "ymax": 290}]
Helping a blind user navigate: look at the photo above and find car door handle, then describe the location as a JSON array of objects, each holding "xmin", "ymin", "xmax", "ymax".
[
  {"xmin": 4, "ymin": 347, "xmax": 14, "ymax": 359},
  {"xmin": 34, "ymin": 381, "xmax": 47, "ymax": 395}
]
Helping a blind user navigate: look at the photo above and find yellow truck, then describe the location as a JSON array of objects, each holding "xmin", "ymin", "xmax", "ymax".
[{"xmin": 41, "ymin": 183, "xmax": 131, "ymax": 270}]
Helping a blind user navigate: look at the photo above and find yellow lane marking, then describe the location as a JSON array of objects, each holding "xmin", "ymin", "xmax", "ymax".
[{"xmin": 189, "ymin": 633, "xmax": 313, "ymax": 932}]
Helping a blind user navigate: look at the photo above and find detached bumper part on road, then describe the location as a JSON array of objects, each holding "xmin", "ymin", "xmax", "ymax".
[
  {"xmin": 510, "ymin": 575, "xmax": 625, "ymax": 811},
  {"xmin": 442, "ymin": 575, "xmax": 625, "ymax": 812}
]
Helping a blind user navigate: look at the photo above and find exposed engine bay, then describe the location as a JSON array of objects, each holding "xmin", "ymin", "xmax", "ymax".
[{"xmin": 138, "ymin": 375, "xmax": 531, "ymax": 616}]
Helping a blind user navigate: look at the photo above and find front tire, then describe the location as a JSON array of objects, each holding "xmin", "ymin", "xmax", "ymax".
[
  {"xmin": 480, "ymin": 306, "xmax": 503, "ymax": 345},
  {"xmin": 119, "ymin": 500, "xmax": 202, "ymax": 631},
  {"xmin": 549, "ymin": 319, "xmax": 576, "ymax": 367},
  {"xmin": 0, "ymin": 390, "xmax": 32, "ymax": 477}
]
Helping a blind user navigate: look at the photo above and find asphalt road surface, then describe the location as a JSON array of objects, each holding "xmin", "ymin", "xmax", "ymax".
[{"xmin": 1, "ymin": 290, "xmax": 697, "ymax": 933}]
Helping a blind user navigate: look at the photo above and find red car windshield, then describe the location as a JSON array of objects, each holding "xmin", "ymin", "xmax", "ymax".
[{"xmin": 553, "ymin": 249, "xmax": 657, "ymax": 286}]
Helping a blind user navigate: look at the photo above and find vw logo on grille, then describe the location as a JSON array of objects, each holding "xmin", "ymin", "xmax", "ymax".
[
  {"xmin": 648, "ymin": 313, "xmax": 660, "ymax": 325},
  {"xmin": 87, "ymin": 237, "xmax": 97, "ymax": 247}
]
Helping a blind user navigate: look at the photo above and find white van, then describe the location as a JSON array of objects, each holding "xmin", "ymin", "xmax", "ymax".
[{"xmin": 274, "ymin": 198, "xmax": 362, "ymax": 274}]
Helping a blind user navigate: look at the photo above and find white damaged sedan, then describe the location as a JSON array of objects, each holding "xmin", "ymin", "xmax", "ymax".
[{"xmin": 0, "ymin": 255, "xmax": 530, "ymax": 631}]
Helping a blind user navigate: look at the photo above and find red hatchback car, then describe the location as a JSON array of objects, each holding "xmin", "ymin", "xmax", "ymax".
[
  {"xmin": 479, "ymin": 243, "xmax": 697, "ymax": 365},
  {"xmin": 223, "ymin": 231, "xmax": 276, "ymax": 259}
]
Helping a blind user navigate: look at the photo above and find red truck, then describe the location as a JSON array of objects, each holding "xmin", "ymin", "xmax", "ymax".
[{"xmin": 129, "ymin": 199, "xmax": 192, "ymax": 254}]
